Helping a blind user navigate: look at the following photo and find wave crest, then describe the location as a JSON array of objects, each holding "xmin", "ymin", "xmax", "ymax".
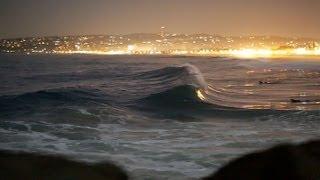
[{"xmin": 136, "ymin": 63, "xmax": 208, "ymax": 90}]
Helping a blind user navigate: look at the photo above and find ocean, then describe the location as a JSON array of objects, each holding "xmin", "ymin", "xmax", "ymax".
[{"xmin": 0, "ymin": 54, "xmax": 320, "ymax": 179}]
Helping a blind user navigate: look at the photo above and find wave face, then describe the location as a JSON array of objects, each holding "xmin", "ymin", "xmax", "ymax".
[
  {"xmin": 134, "ymin": 64, "xmax": 208, "ymax": 106},
  {"xmin": 0, "ymin": 54, "xmax": 320, "ymax": 179},
  {"xmin": 141, "ymin": 85, "xmax": 203, "ymax": 104}
]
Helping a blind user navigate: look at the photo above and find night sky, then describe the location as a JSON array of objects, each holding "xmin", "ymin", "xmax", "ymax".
[{"xmin": 1, "ymin": 0, "xmax": 320, "ymax": 38}]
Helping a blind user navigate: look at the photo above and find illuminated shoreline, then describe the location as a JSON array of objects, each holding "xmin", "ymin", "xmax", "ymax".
[
  {"xmin": 50, "ymin": 48, "xmax": 320, "ymax": 59},
  {"xmin": 2, "ymin": 34, "xmax": 320, "ymax": 58}
]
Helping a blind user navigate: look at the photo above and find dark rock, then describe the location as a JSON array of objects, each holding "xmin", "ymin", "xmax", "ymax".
[
  {"xmin": 0, "ymin": 150, "xmax": 128, "ymax": 180},
  {"xmin": 204, "ymin": 140, "xmax": 320, "ymax": 180}
]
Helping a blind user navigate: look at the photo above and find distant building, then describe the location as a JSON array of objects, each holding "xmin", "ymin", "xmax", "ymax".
[{"xmin": 160, "ymin": 27, "xmax": 166, "ymax": 37}]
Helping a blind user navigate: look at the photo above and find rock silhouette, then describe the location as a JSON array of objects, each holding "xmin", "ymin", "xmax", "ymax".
[
  {"xmin": 204, "ymin": 140, "xmax": 320, "ymax": 180},
  {"xmin": 0, "ymin": 150, "xmax": 128, "ymax": 180}
]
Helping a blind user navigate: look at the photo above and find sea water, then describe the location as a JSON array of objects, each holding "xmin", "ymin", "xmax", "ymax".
[{"xmin": 0, "ymin": 54, "xmax": 319, "ymax": 179}]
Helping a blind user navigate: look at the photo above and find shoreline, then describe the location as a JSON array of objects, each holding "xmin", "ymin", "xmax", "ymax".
[{"xmin": 2, "ymin": 51, "xmax": 320, "ymax": 60}]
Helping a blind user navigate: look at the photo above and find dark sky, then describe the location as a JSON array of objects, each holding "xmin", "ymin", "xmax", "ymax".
[{"xmin": 1, "ymin": 0, "xmax": 320, "ymax": 39}]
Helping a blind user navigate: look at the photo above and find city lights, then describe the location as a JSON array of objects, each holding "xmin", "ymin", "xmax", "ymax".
[
  {"xmin": 1, "ymin": 29, "xmax": 320, "ymax": 58},
  {"xmin": 227, "ymin": 49, "xmax": 273, "ymax": 58}
]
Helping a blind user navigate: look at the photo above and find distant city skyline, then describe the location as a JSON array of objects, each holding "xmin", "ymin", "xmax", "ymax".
[
  {"xmin": 2, "ymin": 33, "xmax": 320, "ymax": 57},
  {"xmin": 1, "ymin": 0, "xmax": 320, "ymax": 39}
]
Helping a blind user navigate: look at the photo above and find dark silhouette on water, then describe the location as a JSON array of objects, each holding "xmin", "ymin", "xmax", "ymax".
[
  {"xmin": 259, "ymin": 81, "xmax": 273, "ymax": 85},
  {"xmin": 290, "ymin": 99, "xmax": 314, "ymax": 103},
  {"xmin": 258, "ymin": 79, "xmax": 283, "ymax": 85},
  {"xmin": 0, "ymin": 150, "xmax": 128, "ymax": 180},
  {"xmin": 204, "ymin": 140, "xmax": 320, "ymax": 180}
]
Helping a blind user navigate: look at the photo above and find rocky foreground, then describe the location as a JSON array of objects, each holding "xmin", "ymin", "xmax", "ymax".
[
  {"xmin": 204, "ymin": 140, "xmax": 320, "ymax": 180},
  {"xmin": 1, "ymin": 140, "xmax": 320, "ymax": 180},
  {"xmin": 0, "ymin": 150, "xmax": 128, "ymax": 180}
]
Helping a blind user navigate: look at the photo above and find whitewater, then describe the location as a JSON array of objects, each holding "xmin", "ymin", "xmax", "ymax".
[{"xmin": 0, "ymin": 54, "xmax": 320, "ymax": 179}]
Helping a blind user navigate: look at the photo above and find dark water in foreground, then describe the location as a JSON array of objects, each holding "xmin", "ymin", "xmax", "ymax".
[{"xmin": 0, "ymin": 54, "xmax": 320, "ymax": 179}]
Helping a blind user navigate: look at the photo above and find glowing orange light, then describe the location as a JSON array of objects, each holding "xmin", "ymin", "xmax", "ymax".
[
  {"xmin": 228, "ymin": 49, "xmax": 273, "ymax": 58},
  {"xmin": 196, "ymin": 90, "xmax": 206, "ymax": 101}
]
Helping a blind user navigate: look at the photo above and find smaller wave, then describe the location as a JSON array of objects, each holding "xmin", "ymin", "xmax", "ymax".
[
  {"xmin": 0, "ymin": 88, "xmax": 110, "ymax": 116},
  {"xmin": 1, "ymin": 88, "xmax": 107, "ymax": 102}
]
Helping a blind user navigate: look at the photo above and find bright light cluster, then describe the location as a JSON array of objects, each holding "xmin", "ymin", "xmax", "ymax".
[
  {"xmin": 196, "ymin": 90, "xmax": 206, "ymax": 101},
  {"xmin": 219, "ymin": 48, "xmax": 320, "ymax": 58},
  {"xmin": 53, "ymin": 47, "xmax": 320, "ymax": 58},
  {"xmin": 227, "ymin": 49, "xmax": 273, "ymax": 58}
]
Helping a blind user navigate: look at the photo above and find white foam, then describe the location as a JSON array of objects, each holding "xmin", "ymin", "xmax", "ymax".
[{"xmin": 179, "ymin": 63, "xmax": 208, "ymax": 89}]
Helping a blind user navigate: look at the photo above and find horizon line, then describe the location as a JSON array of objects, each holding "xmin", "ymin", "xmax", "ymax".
[{"xmin": 1, "ymin": 33, "xmax": 320, "ymax": 41}]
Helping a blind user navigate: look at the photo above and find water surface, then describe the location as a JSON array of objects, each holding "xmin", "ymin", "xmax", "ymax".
[{"xmin": 0, "ymin": 54, "xmax": 320, "ymax": 179}]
